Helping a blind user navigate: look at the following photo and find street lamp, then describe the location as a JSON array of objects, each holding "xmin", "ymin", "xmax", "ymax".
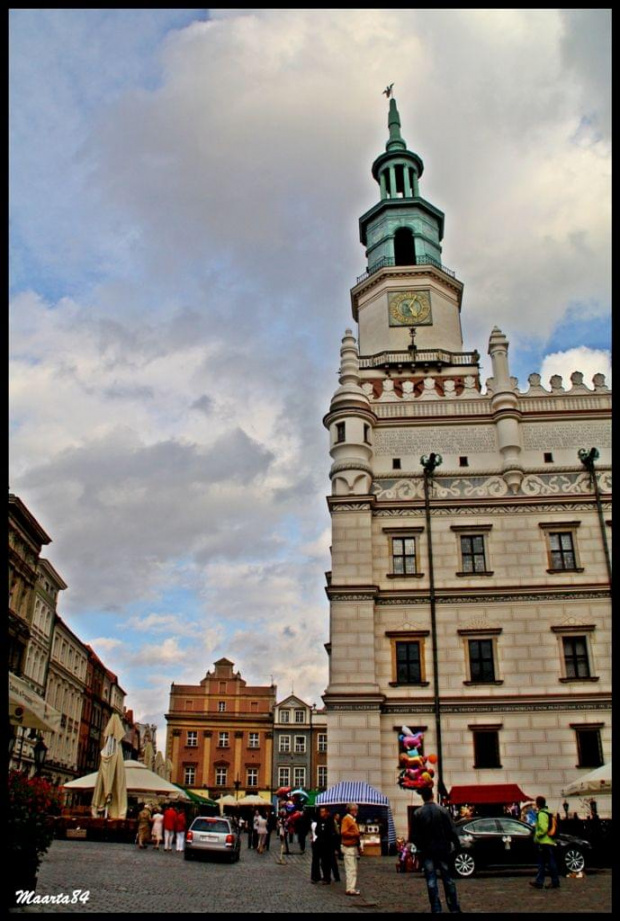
[
  {"xmin": 33, "ymin": 735, "xmax": 48, "ymax": 777},
  {"xmin": 578, "ymin": 448, "xmax": 612, "ymax": 586},
  {"xmin": 420, "ymin": 453, "xmax": 445, "ymax": 799},
  {"xmin": 234, "ymin": 777, "xmax": 241, "ymax": 801}
]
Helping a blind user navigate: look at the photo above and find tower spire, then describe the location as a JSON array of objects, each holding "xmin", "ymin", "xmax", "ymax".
[{"xmin": 386, "ymin": 97, "xmax": 407, "ymax": 152}]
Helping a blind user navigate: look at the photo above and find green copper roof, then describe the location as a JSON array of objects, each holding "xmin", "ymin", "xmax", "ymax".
[{"xmin": 386, "ymin": 98, "xmax": 407, "ymax": 151}]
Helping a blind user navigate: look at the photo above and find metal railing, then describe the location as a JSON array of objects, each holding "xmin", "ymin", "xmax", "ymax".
[{"xmin": 356, "ymin": 254, "xmax": 456, "ymax": 285}]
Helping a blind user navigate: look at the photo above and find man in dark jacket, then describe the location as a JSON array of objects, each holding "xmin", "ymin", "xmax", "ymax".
[
  {"xmin": 311, "ymin": 807, "xmax": 337, "ymax": 884},
  {"xmin": 411, "ymin": 787, "xmax": 462, "ymax": 913}
]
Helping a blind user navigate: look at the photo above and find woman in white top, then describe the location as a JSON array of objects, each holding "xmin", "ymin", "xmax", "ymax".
[
  {"xmin": 256, "ymin": 813, "xmax": 269, "ymax": 853},
  {"xmin": 151, "ymin": 810, "xmax": 164, "ymax": 850}
]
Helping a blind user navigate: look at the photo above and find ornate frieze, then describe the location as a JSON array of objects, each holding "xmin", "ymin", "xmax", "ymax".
[
  {"xmin": 372, "ymin": 471, "xmax": 611, "ymax": 501},
  {"xmin": 382, "ymin": 699, "xmax": 611, "ymax": 714},
  {"xmin": 375, "ymin": 588, "xmax": 610, "ymax": 606}
]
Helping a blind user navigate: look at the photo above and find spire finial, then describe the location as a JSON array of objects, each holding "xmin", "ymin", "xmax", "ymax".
[
  {"xmin": 386, "ymin": 97, "xmax": 407, "ymax": 152},
  {"xmin": 382, "ymin": 83, "xmax": 394, "ymax": 99}
]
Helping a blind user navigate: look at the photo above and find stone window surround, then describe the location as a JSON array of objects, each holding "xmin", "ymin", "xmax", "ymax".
[
  {"xmin": 450, "ymin": 524, "xmax": 494, "ymax": 576},
  {"xmin": 469, "ymin": 723, "xmax": 503, "ymax": 770},
  {"xmin": 539, "ymin": 521, "xmax": 584, "ymax": 573},
  {"xmin": 383, "ymin": 526, "xmax": 425, "ymax": 579},
  {"xmin": 385, "ymin": 630, "xmax": 430, "ymax": 686},
  {"xmin": 570, "ymin": 722, "xmax": 605, "ymax": 769},
  {"xmin": 551, "ymin": 625, "xmax": 599, "ymax": 683},
  {"xmin": 458, "ymin": 627, "xmax": 504, "ymax": 686}
]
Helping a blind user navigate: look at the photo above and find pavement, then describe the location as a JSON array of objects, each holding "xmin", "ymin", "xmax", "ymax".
[{"xmin": 10, "ymin": 840, "xmax": 612, "ymax": 914}]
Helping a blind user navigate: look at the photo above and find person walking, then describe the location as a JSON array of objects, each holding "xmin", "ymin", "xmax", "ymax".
[
  {"xmin": 340, "ymin": 802, "xmax": 362, "ymax": 896},
  {"xmin": 410, "ymin": 787, "xmax": 462, "ymax": 913},
  {"xmin": 296, "ymin": 810, "xmax": 309, "ymax": 854},
  {"xmin": 255, "ymin": 811, "xmax": 268, "ymax": 853},
  {"xmin": 174, "ymin": 807, "xmax": 186, "ymax": 853},
  {"xmin": 529, "ymin": 795, "xmax": 560, "ymax": 889},
  {"xmin": 136, "ymin": 805, "xmax": 152, "ymax": 849},
  {"xmin": 151, "ymin": 809, "xmax": 164, "ymax": 851},
  {"xmin": 163, "ymin": 805, "xmax": 177, "ymax": 852}
]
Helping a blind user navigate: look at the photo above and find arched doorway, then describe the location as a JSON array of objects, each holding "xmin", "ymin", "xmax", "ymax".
[{"xmin": 394, "ymin": 227, "xmax": 416, "ymax": 266}]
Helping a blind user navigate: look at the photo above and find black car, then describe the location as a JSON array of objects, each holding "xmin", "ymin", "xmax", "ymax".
[{"xmin": 452, "ymin": 816, "xmax": 591, "ymax": 878}]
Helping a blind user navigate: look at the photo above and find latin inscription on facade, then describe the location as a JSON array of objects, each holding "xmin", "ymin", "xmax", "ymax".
[
  {"xmin": 374, "ymin": 425, "xmax": 497, "ymax": 456},
  {"xmin": 522, "ymin": 421, "xmax": 611, "ymax": 450}
]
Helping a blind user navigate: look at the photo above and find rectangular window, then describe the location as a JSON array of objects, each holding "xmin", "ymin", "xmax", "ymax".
[
  {"xmin": 278, "ymin": 767, "xmax": 290, "ymax": 787},
  {"xmin": 469, "ymin": 639, "xmax": 496, "ymax": 682},
  {"xmin": 293, "ymin": 767, "xmax": 306, "ymax": 787},
  {"xmin": 218, "ymin": 731, "xmax": 229, "ymax": 748},
  {"xmin": 279, "ymin": 735, "xmax": 291, "ymax": 753},
  {"xmin": 473, "ymin": 730, "xmax": 501, "ymax": 768},
  {"xmin": 184, "ymin": 765, "xmax": 196, "ymax": 785},
  {"xmin": 575, "ymin": 729, "xmax": 603, "ymax": 768},
  {"xmin": 461, "ymin": 535, "xmax": 487, "ymax": 573},
  {"xmin": 563, "ymin": 636, "xmax": 591, "ymax": 678},
  {"xmin": 317, "ymin": 765, "xmax": 328, "ymax": 788},
  {"xmin": 248, "ymin": 732, "xmax": 260, "ymax": 748},
  {"xmin": 392, "ymin": 537, "xmax": 416, "ymax": 575},
  {"xmin": 215, "ymin": 767, "xmax": 227, "ymax": 786},
  {"xmin": 186, "ymin": 731, "xmax": 198, "ymax": 747},
  {"xmin": 294, "ymin": 709, "xmax": 305, "ymax": 723},
  {"xmin": 218, "ymin": 701, "xmax": 226, "ymax": 712},
  {"xmin": 294, "ymin": 736, "xmax": 306, "ymax": 754},
  {"xmin": 396, "ymin": 641, "xmax": 422, "ymax": 684},
  {"xmin": 246, "ymin": 768, "xmax": 258, "ymax": 787},
  {"xmin": 335, "ymin": 422, "xmax": 345, "ymax": 443},
  {"xmin": 549, "ymin": 531, "xmax": 577, "ymax": 570},
  {"xmin": 280, "ymin": 709, "xmax": 290, "ymax": 723},
  {"xmin": 318, "ymin": 733, "xmax": 327, "ymax": 753}
]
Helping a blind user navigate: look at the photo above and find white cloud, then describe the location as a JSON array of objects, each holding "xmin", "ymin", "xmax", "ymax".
[{"xmin": 540, "ymin": 348, "xmax": 611, "ymax": 389}]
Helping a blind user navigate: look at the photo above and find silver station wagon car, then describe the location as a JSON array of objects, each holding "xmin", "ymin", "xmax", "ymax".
[{"xmin": 184, "ymin": 816, "xmax": 241, "ymax": 862}]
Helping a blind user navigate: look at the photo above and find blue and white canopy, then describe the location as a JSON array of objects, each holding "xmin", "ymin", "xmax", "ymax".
[{"xmin": 316, "ymin": 781, "xmax": 396, "ymax": 844}]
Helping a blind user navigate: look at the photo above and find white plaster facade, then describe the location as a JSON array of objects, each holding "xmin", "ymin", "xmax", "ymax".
[
  {"xmin": 45, "ymin": 616, "xmax": 89, "ymax": 784},
  {"xmin": 323, "ymin": 108, "xmax": 611, "ymax": 835}
]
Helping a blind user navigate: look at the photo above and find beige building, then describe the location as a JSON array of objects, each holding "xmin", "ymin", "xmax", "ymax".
[
  {"xmin": 45, "ymin": 615, "xmax": 89, "ymax": 784},
  {"xmin": 323, "ymin": 98, "xmax": 611, "ymax": 834}
]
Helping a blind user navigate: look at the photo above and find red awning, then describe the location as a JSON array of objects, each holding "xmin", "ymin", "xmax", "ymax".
[{"xmin": 447, "ymin": 784, "xmax": 533, "ymax": 805}]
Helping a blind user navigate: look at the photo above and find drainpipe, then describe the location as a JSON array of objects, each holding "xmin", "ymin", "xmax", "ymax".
[
  {"xmin": 420, "ymin": 453, "xmax": 445, "ymax": 799},
  {"xmin": 577, "ymin": 448, "xmax": 612, "ymax": 587}
]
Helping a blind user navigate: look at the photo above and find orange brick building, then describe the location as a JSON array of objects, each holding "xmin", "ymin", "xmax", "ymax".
[{"xmin": 165, "ymin": 658, "xmax": 276, "ymax": 800}]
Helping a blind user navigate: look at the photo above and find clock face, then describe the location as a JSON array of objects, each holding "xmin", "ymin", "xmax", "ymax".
[{"xmin": 388, "ymin": 290, "xmax": 432, "ymax": 326}]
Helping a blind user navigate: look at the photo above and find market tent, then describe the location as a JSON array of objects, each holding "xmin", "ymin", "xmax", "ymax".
[
  {"xmin": 215, "ymin": 794, "xmax": 239, "ymax": 813},
  {"xmin": 64, "ymin": 760, "xmax": 190, "ymax": 802},
  {"xmin": 316, "ymin": 781, "xmax": 396, "ymax": 845},
  {"xmin": 562, "ymin": 763, "xmax": 611, "ymax": 797},
  {"xmin": 9, "ymin": 672, "xmax": 62, "ymax": 733},
  {"xmin": 91, "ymin": 714, "xmax": 128, "ymax": 819},
  {"xmin": 447, "ymin": 783, "xmax": 533, "ymax": 805}
]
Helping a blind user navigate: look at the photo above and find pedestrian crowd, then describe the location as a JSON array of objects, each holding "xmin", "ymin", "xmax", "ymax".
[{"xmin": 135, "ymin": 803, "xmax": 187, "ymax": 852}]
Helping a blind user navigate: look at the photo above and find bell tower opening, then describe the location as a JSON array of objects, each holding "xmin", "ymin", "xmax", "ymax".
[{"xmin": 394, "ymin": 226, "xmax": 416, "ymax": 266}]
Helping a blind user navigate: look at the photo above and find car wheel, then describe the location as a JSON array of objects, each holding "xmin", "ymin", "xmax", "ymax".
[
  {"xmin": 563, "ymin": 847, "xmax": 585, "ymax": 873},
  {"xmin": 453, "ymin": 851, "xmax": 476, "ymax": 878}
]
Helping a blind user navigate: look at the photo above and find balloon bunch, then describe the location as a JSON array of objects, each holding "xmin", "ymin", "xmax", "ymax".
[
  {"xmin": 275, "ymin": 786, "xmax": 307, "ymax": 828},
  {"xmin": 397, "ymin": 725, "xmax": 438, "ymax": 791}
]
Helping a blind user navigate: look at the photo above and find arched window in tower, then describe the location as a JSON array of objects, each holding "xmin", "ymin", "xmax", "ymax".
[{"xmin": 394, "ymin": 227, "xmax": 416, "ymax": 266}]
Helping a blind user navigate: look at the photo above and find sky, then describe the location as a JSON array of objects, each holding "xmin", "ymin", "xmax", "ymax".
[{"xmin": 9, "ymin": 9, "xmax": 611, "ymax": 750}]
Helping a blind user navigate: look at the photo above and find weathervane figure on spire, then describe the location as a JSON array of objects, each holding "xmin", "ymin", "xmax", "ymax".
[{"xmin": 383, "ymin": 83, "xmax": 394, "ymax": 99}]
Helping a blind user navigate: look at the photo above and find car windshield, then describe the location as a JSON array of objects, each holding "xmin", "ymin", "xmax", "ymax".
[{"xmin": 192, "ymin": 820, "xmax": 230, "ymax": 834}]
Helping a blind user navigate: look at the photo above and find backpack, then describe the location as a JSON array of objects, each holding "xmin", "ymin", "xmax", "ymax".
[{"xmin": 544, "ymin": 810, "xmax": 557, "ymax": 838}]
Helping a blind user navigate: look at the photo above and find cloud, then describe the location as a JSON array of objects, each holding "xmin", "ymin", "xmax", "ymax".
[
  {"xmin": 540, "ymin": 348, "xmax": 611, "ymax": 389},
  {"xmin": 9, "ymin": 10, "xmax": 610, "ymax": 732}
]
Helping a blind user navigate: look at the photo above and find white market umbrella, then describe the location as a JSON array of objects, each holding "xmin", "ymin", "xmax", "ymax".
[
  {"xmin": 215, "ymin": 794, "xmax": 239, "ymax": 814},
  {"xmin": 236, "ymin": 794, "xmax": 273, "ymax": 808},
  {"xmin": 562, "ymin": 762, "xmax": 611, "ymax": 797},
  {"xmin": 91, "ymin": 714, "xmax": 128, "ymax": 819},
  {"xmin": 9, "ymin": 672, "xmax": 62, "ymax": 733},
  {"xmin": 65, "ymin": 759, "xmax": 190, "ymax": 802}
]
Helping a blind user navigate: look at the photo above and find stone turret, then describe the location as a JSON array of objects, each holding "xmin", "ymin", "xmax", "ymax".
[
  {"xmin": 324, "ymin": 330, "xmax": 375, "ymax": 495},
  {"xmin": 488, "ymin": 326, "xmax": 523, "ymax": 493}
]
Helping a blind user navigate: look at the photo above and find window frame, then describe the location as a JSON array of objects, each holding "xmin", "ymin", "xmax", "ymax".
[
  {"xmin": 571, "ymin": 724, "xmax": 604, "ymax": 768},
  {"xmin": 278, "ymin": 766, "xmax": 291, "ymax": 788},
  {"xmin": 539, "ymin": 522, "xmax": 583, "ymax": 573},
  {"xmin": 317, "ymin": 765, "xmax": 328, "ymax": 789},
  {"xmin": 279, "ymin": 734, "xmax": 291, "ymax": 753},
  {"xmin": 459, "ymin": 628, "xmax": 503, "ymax": 686},
  {"xmin": 386, "ymin": 631, "xmax": 430, "ymax": 687},
  {"xmin": 246, "ymin": 767, "xmax": 259, "ymax": 787},
  {"xmin": 294, "ymin": 735, "xmax": 307, "ymax": 754},
  {"xmin": 280, "ymin": 709, "xmax": 290, "ymax": 723},
  {"xmin": 215, "ymin": 767, "xmax": 228, "ymax": 786},
  {"xmin": 218, "ymin": 731, "xmax": 229, "ymax": 748},
  {"xmin": 552, "ymin": 626, "xmax": 598, "ymax": 683},
  {"xmin": 186, "ymin": 730, "xmax": 198, "ymax": 748},
  {"xmin": 451, "ymin": 524, "xmax": 493, "ymax": 576},
  {"xmin": 383, "ymin": 527, "xmax": 424, "ymax": 580},
  {"xmin": 293, "ymin": 766, "xmax": 306, "ymax": 788},
  {"xmin": 184, "ymin": 765, "xmax": 196, "ymax": 785},
  {"xmin": 470, "ymin": 726, "xmax": 502, "ymax": 769},
  {"xmin": 248, "ymin": 732, "xmax": 260, "ymax": 749},
  {"xmin": 317, "ymin": 733, "xmax": 327, "ymax": 753},
  {"xmin": 294, "ymin": 709, "xmax": 306, "ymax": 724}
]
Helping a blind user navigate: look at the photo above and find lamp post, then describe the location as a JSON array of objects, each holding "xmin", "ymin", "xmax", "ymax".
[
  {"xmin": 309, "ymin": 703, "xmax": 316, "ymax": 792},
  {"xmin": 420, "ymin": 452, "xmax": 445, "ymax": 799},
  {"xmin": 577, "ymin": 448, "xmax": 612, "ymax": 586},
  {"xmin": 33, "ymin": 735, "xmax": 48, "ymax": 777},
  {"xmin": 234, "ymin": 777, "xmax": 241, "ymax": 801}
]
